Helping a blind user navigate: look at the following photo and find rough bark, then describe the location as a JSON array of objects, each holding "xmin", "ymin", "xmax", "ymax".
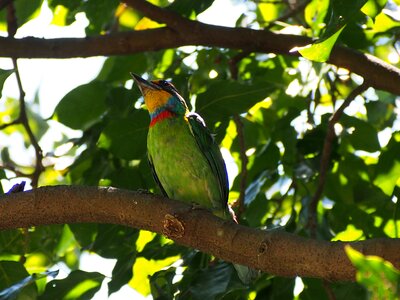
[{"xmin": 1, "ymin": 185, "xmax": 399, "ymax": 282}]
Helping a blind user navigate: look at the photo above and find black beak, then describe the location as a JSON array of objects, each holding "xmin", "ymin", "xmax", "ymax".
[{"xmin": 130, "ymin": 73, "xmax": 160, "ymax": 95}]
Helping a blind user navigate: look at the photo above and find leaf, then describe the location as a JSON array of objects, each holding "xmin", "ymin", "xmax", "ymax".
[
  {"xmin": 0, "ymin": 269, "xmax": 58, "ymax": 300},
  {"xmin": 0, "ymin": 261, "xmax": 36, "ymax": 298},
  {"xmin": 345, "ymin": 246, "xmax": 400, "ymax": 299},
  {"xmin": 374, "ymin": 136, "xmax": 400, "ymax": 196},
  {"xmin": 244, "ymin": 170, "xmax": 269, "ymax": 205},
  {"xmin": 54, "ymin": 81, "xmax": 108, "ymax": 130},
  {"xmin": 82, "ymin": 0, "xmax": 119, "ymax": 34},
  {"xmin": 149, "ymin": 268, "xmax": 176, "ymax": 299},
  {"xmin": 0, "ymin": 0, "xmax": 43, "ymax": 31},
  {"xmin": 304, "ymin": 0, "xmax": 330, "ymax": 34},
  {"xmin": 186, "ymin": 263, "xmax": 239, "ymax": 300},
  {"xmin": 108, "ymin": 252, "xmax": 136, "ymax": 295},
  {"xmin": 98, "ymin": 109, "xmax": 149, "ymax": 160},
  {"xmin": 91, "ymin": 224, "xmax": 138, "ymax": 259},
  {"xmin": 130, "ymin": 256, "xmax": 179, "ymax": 296},
  {"xmin": 97, "ymin": 55, "xmax": 147, "ymax": 83},
  {"xmin": 40, "ymin": 271, "xmax": 104, "ymax": 300},
  {"xmin": 297, "ymin": 0, "xmax": 367, "ymax": 61},
  {"xmin": 297, "ymin": 26, "xmax": 345, "ymax": 62},
  {"xmin": 373, "ymin": 10, "xmax": 400, "ymax": 33},
  {"xmin": 167, "ymin": 0, "xmax": 214, "ymax": 18},
  {"xmin": 341, "ymin": 116, "xmax": 380, "ymax": 152},
  {"xmin": 196, "ymin": 80, "xmax": 276, "ymax": 124},
  {"xmin": 0, "ymin": 69, "xmax": 13, "ymax": 99}
]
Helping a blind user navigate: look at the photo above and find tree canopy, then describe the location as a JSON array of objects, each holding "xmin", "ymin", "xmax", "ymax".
[{"xmin": 1, "ymin": 0, "xmax": 400, "ymax": 299}]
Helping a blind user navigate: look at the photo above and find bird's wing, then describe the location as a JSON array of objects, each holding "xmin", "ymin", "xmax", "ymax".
[
  {"xmin": 187, "ymin": 113, "xmax": 229, "ymax": 209},
  {"xmin": 148, "ymin": 153, "xmax": 168, "ymax": 197}
]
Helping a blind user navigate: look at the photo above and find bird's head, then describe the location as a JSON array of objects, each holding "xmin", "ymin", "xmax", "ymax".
[{"xmin": 131, "ymin": 73, "xmax": 188, "ymax": 116}]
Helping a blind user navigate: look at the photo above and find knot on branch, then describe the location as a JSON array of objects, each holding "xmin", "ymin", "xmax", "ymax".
[{"xmin": 162, "ymin": 213, "xmax": 185, "ymax": 238}]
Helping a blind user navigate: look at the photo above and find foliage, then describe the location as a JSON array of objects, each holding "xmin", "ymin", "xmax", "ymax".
[{"xmin": 1, "ymin": 0, "xmax": 400, "ymax": 299}]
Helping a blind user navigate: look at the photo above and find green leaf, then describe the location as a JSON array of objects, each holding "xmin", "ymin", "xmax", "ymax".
[
  {"xmin": 304, "ymin": 0, "xmax": 330, "ymax": 34},
  {"xmin": 361, "ymin": 0, "xmax": 388, "ymax": 19},
  {"xmin": 0, "ymin": 69, "xmax": 13, "ymax": 99},
  {"xmin": 186, "ymin": 263, "xmax": 237, "ymax": 299},
  {"xmin": 108, "ymin": 252, "xmax": 136, "ymax": 295},
  {"xmin": 0, "ymin": 0, "xmax": 43, "ymax": 31},
  {"xmin": 0, "ymin": 268, "xmax": 58, "ymax": 300},
  {"xmin": 54, "ymin": 81, "xmax": 108, "ymax": 130},
  {"xmin": 374, "ymin": 136, "xmax": 400, "ymax": 196},
  {"xmin": 167, "ymin": 0, "xmax": 214, "ymax": 18},
  {"xmin": 297, "ymin": 26, "xmax": 345, "ymax": 62},
  {"xmin": 82, "ymin": 0, "xmax": 119, "ymax": 34},
  {"xmin": 150, "ymin": 268, "xmax": 176, "ymax": 299},
  {"xmin": 341, "ymin": 116, "xmax": 380, "ymax": 152},
  {"xmin": 40, "ymin": 270, "xmax": 104, "ymax": 300},
  {"xmin": 97, "ymin": 54, "xmax": 147, "ymax": 83},
  {"xmin": 346, "ymin": 246, "xmax": 400, "ymax": 299},
  {"xmin": 0, "ymin": 261, "xmax": 34, "ymax": 295},
  {"xmin": 196, "ymin": 80, "xmax": 276, "ymax": 124},
  {"xmin": 98, "ymin": 109, "xmax": 148, "ymax": 160},
  {"xmin": 91, "ymin": 224, "xmax": 138, "ymax": 258}
]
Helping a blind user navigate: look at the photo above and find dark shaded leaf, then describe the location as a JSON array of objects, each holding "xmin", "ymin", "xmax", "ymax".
[
  {"xmin": 0, "ymin": 268, "xmax": 58, "ymax": 300},
  {"xmin": 40, "ymin": 270, "xmax": 104, "ymax": 300},
  {"xmin": 99, "ymin": 109, "xmax": 148, "ymax": 160},
  {"xmin": 0, "ymin": 69, "xmax": 13, "ymax": 99},
  {"xmin": 54, "ymin": 81, "xmax": 108, "ymax": 130},
  {"xmin": 196, "ymin": 80, "xmax": 276, "ymax": 124},
  {"xmin": 108, "ymin": 252, "xmax": 136, "ymax": 295}
]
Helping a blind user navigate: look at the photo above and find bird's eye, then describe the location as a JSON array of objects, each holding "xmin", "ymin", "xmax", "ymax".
[{"xmin": 158, "ymin": 80, "xmax": 170, "ymax": 87}]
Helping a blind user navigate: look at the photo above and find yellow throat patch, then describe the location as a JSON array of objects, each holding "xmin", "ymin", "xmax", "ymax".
[{"xmin": 143, "ymin": 89, "xmax": 172, "ymax": 113}]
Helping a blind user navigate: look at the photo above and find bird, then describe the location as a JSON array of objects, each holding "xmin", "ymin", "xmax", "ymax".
[{"xmin": 131, "ymin": 73, "xmax": 254, "ymax": 283}]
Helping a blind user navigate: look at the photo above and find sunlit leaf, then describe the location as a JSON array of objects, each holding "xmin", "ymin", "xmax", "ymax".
[
  {"xmin": 305, "ymin": 0, "xmax": 329, "ymax": 34},
  {"xmin": 296, "ymin": 27, "xmax": 345, "ymax": 62},
  {"xmin": 346, "ymin": 246, "xmax": 400, "ymax": 299}
]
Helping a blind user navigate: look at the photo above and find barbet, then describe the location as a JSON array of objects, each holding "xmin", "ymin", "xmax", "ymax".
[{"xmin": 131, "ymin": 73, "xmax": 253, "ymax": 283}]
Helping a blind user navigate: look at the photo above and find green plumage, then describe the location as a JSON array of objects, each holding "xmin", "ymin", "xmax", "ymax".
[
  {"xmin": 131, "ymin": 73, "xmax": 255, "ymax": 283},
  {"xmin": 147, "ymin": 113, "xmax": 229, "ymax": 219}
]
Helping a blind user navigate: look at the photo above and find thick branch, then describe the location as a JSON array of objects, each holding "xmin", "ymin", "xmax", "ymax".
[
  {"xmin": 0, "ymin": 26, "xmax": 399, "ymax": 95},
  {"xmin": 0, "ymin": 185, "xmax": 399, "ymax": 282}
]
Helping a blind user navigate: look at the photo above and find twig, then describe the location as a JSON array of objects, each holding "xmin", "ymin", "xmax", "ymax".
[
  {"xmin": 0, "ymin": 164, "xmax": 31, "ymax": 178},
  {"xmin": 323, "ymin": 279, "xmax": 337, "ymax": 300},
  {"xmin": 233, "ymin": 115, "xmax": 248, "ymax": 217},
  {"xmin": 6, "ymin": 2, "xmax": 44, "ymax": 187},
  {"xmin": 0, "ymin": 0, "xmax": 12, "ymax": 11},
  {"xmin": 307, "ymin": 82, "xmax": 370, "ymax": 237},
  {"xmin": 0, "ymin": 119, "xmax": 20, "ymax": 130},
  {"xmin": 228, "ymin": 52, "xmax": 251, "ymax": 216}
]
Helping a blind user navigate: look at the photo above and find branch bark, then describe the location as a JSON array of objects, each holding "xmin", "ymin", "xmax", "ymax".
[
  {"xmin": 1, "ymin": 185, "xmax": 399, "ymax": 282},
  {"xmin": 0, "ymin": 25, "xmax": 399, "ymax": 95}
]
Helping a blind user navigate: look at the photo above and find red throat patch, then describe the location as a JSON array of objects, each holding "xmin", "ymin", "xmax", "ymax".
[{"xmin": 150, "ymin": 110, "xmax": 175, "ymax": 127}]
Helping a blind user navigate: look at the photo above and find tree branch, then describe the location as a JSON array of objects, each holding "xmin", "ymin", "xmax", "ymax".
[
  {"xmin": 0, "ymin": 26, "xmax": 398, "ymax": 94},
  {"xmin": 0, "ymin": 185, "xmax": 399, "ymax": 282}
]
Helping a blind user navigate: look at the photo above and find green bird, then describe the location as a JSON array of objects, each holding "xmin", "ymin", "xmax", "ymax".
[{"xmin": 131, "ymin": 73, "xmax": 254, "ymax": 283}]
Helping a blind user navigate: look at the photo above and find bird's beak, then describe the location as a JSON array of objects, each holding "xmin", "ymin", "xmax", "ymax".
[{"xmin": 130, "ymin": 73, "xmax": 160, "ymax": 95}]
